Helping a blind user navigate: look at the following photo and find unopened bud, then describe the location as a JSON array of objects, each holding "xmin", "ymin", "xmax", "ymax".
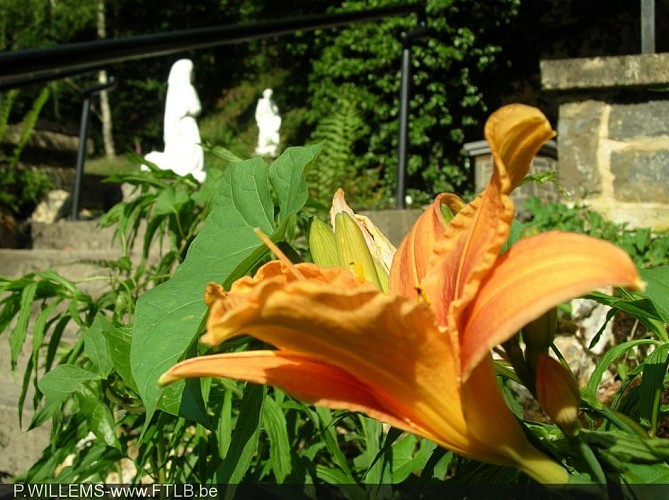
[
  {"xmin": 309, "ymin": 218, "xmax": 339, "ymax": 268},
  {"xmin": 523, "ymin": 307, "xmax": 558, "ymax": 377},
  {"xmin": 334, "ymin": 212, "xmax": 382, "ymax": 289},
  {"xmin": 536, "ymin": 354, "xmax": 581, "ymax": 437}
]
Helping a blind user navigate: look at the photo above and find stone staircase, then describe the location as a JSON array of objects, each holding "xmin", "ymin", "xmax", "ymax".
[{"xmin": 0, "ymin": 210, "xmax": 422, "ymax": 480}]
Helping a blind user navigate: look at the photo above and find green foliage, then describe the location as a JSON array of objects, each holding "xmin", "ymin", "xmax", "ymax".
[
  {"xmin": 523, "ymin": 196, "xmax": 669, "ymax": 268},
  {"xmin": 305, "ymin": 0, "xmax": 520, "ymax": 206},
  {"xmin": 0, "ymin": 87, "xmax": 52, "ymax": 218},
  {"xmin": 307, "ymin": 97, "xmax": 381, "ymax": 208},
  {"xmin": 2, "ymin": 142, "xmax": 669, "ymax": 488}
]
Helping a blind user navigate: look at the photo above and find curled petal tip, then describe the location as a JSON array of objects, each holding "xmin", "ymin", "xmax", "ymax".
[{"xmin": 158, "ymin": 371, "xmax": 177, "ymax": 386}]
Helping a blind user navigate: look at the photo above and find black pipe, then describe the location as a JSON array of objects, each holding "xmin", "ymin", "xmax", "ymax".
[
  {"xmin": 71, "ymin": 77, "xmax": 116, "ymax": 220},
  {"xmin": 396, "ymin": 43, "xmax": 411, "ymax": 209},
  {"xmin": 0, "ymin": 4, "xmax": 420, "ymax": 89},
  {"xmin": 395, "ymin": 24, "xmax": 428, "ymax": 209}
]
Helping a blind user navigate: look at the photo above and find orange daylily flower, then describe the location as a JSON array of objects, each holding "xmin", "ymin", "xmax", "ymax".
[{"xmin": 161, "ymin": 104, "xmax": 643, "ymax": 483}]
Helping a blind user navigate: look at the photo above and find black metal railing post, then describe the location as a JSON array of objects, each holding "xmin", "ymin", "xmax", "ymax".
[
  {"xmin": 395, "ymin": 23, "xmax": 427, "ymax": 209},
  {"xmin": 71, "ymin": 76, "xmax": 116, "ymax": 220}
]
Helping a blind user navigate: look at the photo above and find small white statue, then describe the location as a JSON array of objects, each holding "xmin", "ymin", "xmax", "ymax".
[
  {"xmin": 144, "ymin": 59, "xmax": 205, "ymax": 182},
  {"xmin": 254, "ymin": 88, "xmax": 281, "ymax": 157}
]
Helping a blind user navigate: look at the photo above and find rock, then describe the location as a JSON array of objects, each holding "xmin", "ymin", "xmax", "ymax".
[
  {"xmin": 571, "ymin": 294, "xmax": 614, "ymax": 355},
  {"xmin": 30, "ymin": 189, "xmax": 70, "ymax": 224}
]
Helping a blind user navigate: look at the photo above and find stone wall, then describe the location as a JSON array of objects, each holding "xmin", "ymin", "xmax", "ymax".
[{"xmin": 541, "ymin": 53, "xmax": 669, "ymax": 230}]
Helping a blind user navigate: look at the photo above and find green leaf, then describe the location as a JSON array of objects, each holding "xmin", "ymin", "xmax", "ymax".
[
  {"xmin": 131, "ymin": 147, "xmax": 314, "ymax": 432},
  {"xmin": 216, "ymin": 383, "xmax": 265, "ymax": 484},
  {"xmin": 587, "ymin": 339, "xmax": 658, "ymax": 394},
  {"xmin": 390, "ymin": 434, "xmax": 436, "ymax": 483},
  {"xmin": 501, "ymin": 218, "xmax": 525, "ymax": 254},
  {"xmin": 83, "ymin": 315, "xmax": 114, "ymax": 377},
  {"xmin": 9, "ymin": 280, "xmax": 37, "ymax": 369},
  {"xmin": 582, "ymin": 429, "xmax": 669, "ymax": 464},
  {"xmin": 216, "ymin": 388, "xmax": 233, "ymax": 459},
  {"xmin": 621, "ymin": 463, "xmax": 669, "ymax": 484},
  {"xmin": 154, "ymin": 185, "xmax": 190, "ymax": 215},
  {"xmin": 262, "ymin": 393, "xmax": 292, "ymax": 482},
  {"xmin": 38, "ymin": 364, "xmax": 101, "ymax": 406},
  {"xmin": 639, "ymin": 343, "xmax": 669, "ymax": 431},
  {"xmin": 98, "ymin": 319, "xmax": 137, "ymax": 393},
  {"xmin": 76, "ymin": 382, "xmax": 121, "ymax": 449},
  {"xmin": 131, "ymin": 157, "xmax": 275, "ymax": 427},
  {"xmin": 639, "ymin": 267, "xmax": 669, "ymax": 324},
  {"xmin": 313, "ymin": 407, "xmax": 356, "ymax": 482},
  {"xmin": 269, "ymin": 144, "xmax": 321, "ymax": 221}
]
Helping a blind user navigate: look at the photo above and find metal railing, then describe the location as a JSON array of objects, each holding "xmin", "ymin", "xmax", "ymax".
[{"xmin": 0, "ymin": 5, "xmax": 421, "ymax": 89}]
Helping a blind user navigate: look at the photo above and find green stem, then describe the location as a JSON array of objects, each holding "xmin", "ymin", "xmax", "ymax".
[
  {"xmin": 573, "ymin": 434, "xmax": 607, "ymax": 484},
  {"xmin": 156, "ymin": 432, "xmax": 167, "ymax": 484}
]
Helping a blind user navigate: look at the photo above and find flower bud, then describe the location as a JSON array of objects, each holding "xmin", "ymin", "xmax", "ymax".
[
  {"xmin": 523, "ymin": 307, "xmax": 558, "ymax": 378},
  {"xmin": 334, "ymin": 212, "xmax": 383, "ymax": 289},
  {"xmin": 535, "ymin": 354, "xmax": 581, "ymax": 437},
  {"xmin": 309, "ymin": 218, "xmax": 339, "ymax": 268}
]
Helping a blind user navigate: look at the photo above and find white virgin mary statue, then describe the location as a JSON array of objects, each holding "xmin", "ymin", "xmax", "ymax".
[
  {"xmin": 254, "ymin": 88, "xmax": 281, "ymax": 157},
  {"xmin": 144, "ymin": 59, "xmax": 205, "ymax": 182}
]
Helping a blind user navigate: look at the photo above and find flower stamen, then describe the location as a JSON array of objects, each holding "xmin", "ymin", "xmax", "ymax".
[{"xmin": 254, "ymin": 227, "xmax": 306, "ymax": 281}]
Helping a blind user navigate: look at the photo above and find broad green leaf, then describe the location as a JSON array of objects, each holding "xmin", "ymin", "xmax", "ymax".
[
  {"xmin": 76, "ymin": 382, "xmax": 121, "ymax": 449},
  {"xmin": 621, "ymin": 463, "xmax": 669, "ymax": 484},
  {"xmin": 38, "ymin": 364, "xmax": 101, "ymax": 405},
  {"xmin": 269, "ymin": 144, "xmax": 322, "ymax": 221},
  {"xmin": 216, "ymin": 383, "xmax": 265, "ymax": 484},
  {"xmin": 83, "ymin": 315, "xmax": 114, "ymax": 377},
  {"xmin": 131, "ymin": 157, "xmax": 275, "ymax": 426},
  {"xmin": 131, "ymin": 147, "xmax": 314, "ymax": 432},
  {"xmin": 390, "ymin": 434, "xmax": 436, "ymax": 483},
  {"xmin": 262, "ymin": 394, "xmax": 292, "ymax": 482},
  {"xmin": 98, "ymin": 319, "xmax": 137, "ymax": 392}
]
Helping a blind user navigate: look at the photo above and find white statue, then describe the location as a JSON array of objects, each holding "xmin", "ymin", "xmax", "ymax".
[
  {"xmin": 254, "ymin": 88, "xmax": 281, "ymax": 157},
  {"xmin": 144, "ymin": 59, "xmax": 205, "ymax": 182}
]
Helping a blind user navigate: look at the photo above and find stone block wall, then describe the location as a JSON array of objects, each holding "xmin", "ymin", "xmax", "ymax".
[{"xmin": 542, "ymin": 53, "xmax": 669, "ymax": 230}]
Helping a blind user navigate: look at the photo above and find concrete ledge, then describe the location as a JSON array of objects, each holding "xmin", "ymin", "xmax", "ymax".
[{"xmin": 541, "ymin": 53, "xmax": 669, "ymax": 90}]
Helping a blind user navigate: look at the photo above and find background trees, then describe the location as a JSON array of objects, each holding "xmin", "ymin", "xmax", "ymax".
[{"xmin": 0, "ymin": 0, "xmax": 645, "ymax": 207}]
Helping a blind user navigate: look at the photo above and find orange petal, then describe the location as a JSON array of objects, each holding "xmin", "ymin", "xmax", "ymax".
[
  {"xmin": 200, "ymin": 263, "xmax": 488, "ymax": 454},
  {"xmin": 160, "ymin": 351, "xmax": 417, "ymax": 434},
  {"xmin": 422, "ymin": 105, "xmax": 554, "ymax": 331},
  {"xmin": 389, "ymin": 193, "xmax": 464, "ymax": 301},
  {"xmin": 461, "ymin": 356, "xmax": 570, "ymax": 483},
  {"xmin": 460, "ymin": 231, "xmax": 643, "ymax": 380}
]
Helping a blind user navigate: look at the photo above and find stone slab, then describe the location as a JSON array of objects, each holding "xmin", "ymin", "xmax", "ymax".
[
  {"xmin": 611, "ymin": 149, "xmax": 669, "ymax": 203},
  {"xmin": 541, "ymin": 53, "xmax": 669, "ymax": 91},
  {"xmin": 557, "ymin": 101, "xmax": 604, "ymax": 197},
  {"xmin": 609, "ymin": 101, "xmax": 669, "ymax": 139}
]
